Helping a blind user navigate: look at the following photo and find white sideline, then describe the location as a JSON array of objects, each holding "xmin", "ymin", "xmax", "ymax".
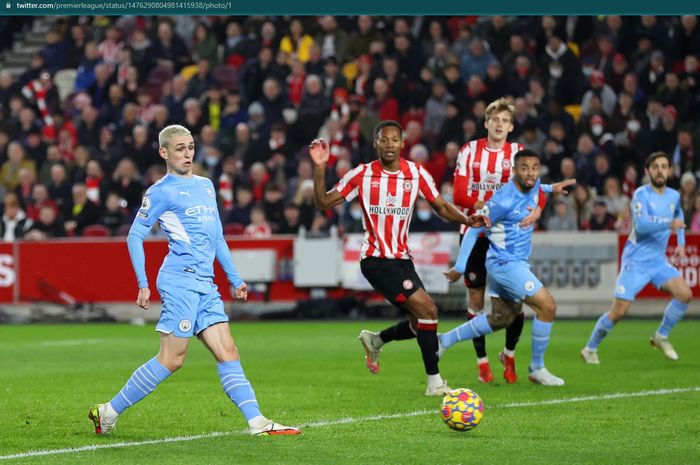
[{"xmin": 2, "ymin": 386, "xmax": 698, "ymax": 461}]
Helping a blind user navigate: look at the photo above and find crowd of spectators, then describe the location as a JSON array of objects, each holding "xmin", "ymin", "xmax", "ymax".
[{"xmin": 1, "ymin": 15, "xmax": 700, "ymax": 241}]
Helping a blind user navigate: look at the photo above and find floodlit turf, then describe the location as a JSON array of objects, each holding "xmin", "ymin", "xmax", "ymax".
[{"xmin": 0, "ymin": 319, "xmax": 699, "ymax": 465}]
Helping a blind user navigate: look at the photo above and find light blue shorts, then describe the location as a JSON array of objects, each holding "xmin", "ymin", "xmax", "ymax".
[
  {"xmin": 486, "ymin": 260, "xmax": 543, "ymax": 303},
  {"xmin": 155, "ymin": 271, "xmax": 229, "ymax": 337},
  {"xmin": 614, "ymin": 260, "xmax": 681, "ymax": 301}
]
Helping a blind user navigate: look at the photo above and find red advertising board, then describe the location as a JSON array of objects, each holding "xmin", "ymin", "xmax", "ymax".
[
  {"xmin": 2, "ymin": 237, "xmax": 306, "ymax": 304},
  {"xmin": 618, "ymin": 233, "xmax": 700, "ymax": 298}
]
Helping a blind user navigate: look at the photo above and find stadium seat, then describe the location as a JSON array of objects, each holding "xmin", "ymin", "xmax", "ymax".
[
  {"xmin": 146, "ymin": 66, "xmax": 175, "ymax": 101},
  {"xmin": 82, "ymin": 225, "xmax": 111, "ymax": 237},
  {"xmin": 564, "ymin": 104, "xmax": 582, "ymax": 123},
  {"xmin": 54, "ymin": 68, "xmax": 77, "ymax": 102},
  {"xmin": 116, "ymin": 224, "xmax": 131, "ymax": 236},
  {"xmin": 224, "ymin": 223, "xmax": 245, "ymax": 235},
  {"xmin": 212, "ymin": 64, "xmax": 239, "ymax": 92}
]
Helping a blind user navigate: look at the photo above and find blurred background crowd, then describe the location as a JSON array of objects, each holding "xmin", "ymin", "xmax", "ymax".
[{"xmin": 0, "ymin": 15, "xmax": 699, "ymax": 241}]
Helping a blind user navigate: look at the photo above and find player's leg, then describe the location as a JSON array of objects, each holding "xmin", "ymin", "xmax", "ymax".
[
  {"xmin": 500, "ymin": 302, "xmax": 524, "ymax": 383},
  {"xmin": 89, "ymin": 276, "xmax": 195, "ymax": 435},
  {"xmin": 464, "ymin": 237, "xmax": 492, "ymax": 382},
  {"xmin": 582, "ymin": 265, "xmax": 648, "ymax": 364},
  {"xmin": 198, "ymin": 321, "xmax": 300, "ymax": 435},
  {"xmin": 401, "ymin": 287, "xmax": 450, "ymax": 396},
  {"xmin": 651, "ymin": 267, "xmax": 692, "ymax": 360},
  {"xmin": 357, "ymin": 258, "xmax": 419, "ymax": 374},
  {"xmin": 522, "ymin": 283, "xmax": 565, "ymax": 386}
]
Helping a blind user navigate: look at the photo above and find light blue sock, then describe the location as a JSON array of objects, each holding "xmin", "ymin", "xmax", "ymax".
[
  {"xmin": 440, "ymin": 313, "xmax": 493, "ymax": 349},
  {"xmin": 657, "ymin": 299, "xmax": 688, "ymax": 337},
  {"xmin": 530, "ymin": 318, "xmax": 553, "ymax": 371},
  {"xmin": 110, "ymin": 357, "xmax": 172, "ymax": 414},
  {"xmin": 217, "ymin": 360, "xmax": 261, "ymax": 421},
  {"xmin": 585, "ymin": 313, "xmax": 614, "ymax": 350}
]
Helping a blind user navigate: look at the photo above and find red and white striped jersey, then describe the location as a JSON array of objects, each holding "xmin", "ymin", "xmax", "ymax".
[
  {"xmin": 335, "ymin": 158, "xmax": 440, "ymax": 260},
  {"xmin": 453, "ymin": 138, "xmax": 546, "ymax": 233},
  {"xmin": 453, "ymin": 139, "xmax": 522, "ymax": 213}
]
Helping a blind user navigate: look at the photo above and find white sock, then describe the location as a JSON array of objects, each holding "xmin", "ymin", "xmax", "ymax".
[
  {"xmin": 247, "ymin": 415, "xmax": 269, "ymax": 428},
  {"xmin": 477, "ymin": 357, "xmax": 489, "ymax": 365},
  {"xmin": 427, "ymin": 373, "xmax": 444, "ymax": 388},
  {"xmin": 104, "ymin": 402, "xmax": 119, "ymax": 421},
  {"xmin": 502, "ymin": 348, "xmax": 515, "ymax": 357}
]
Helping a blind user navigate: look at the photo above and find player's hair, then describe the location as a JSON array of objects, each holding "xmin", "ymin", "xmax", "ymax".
[
  {"xmin": 158, "ymin": 124, "xmax": 192, "ymax": 148},
  {"xmin": 373, "ymin": 120, "xmax": 403, "ymax": 139},
  {"xmin": 514, "ymin": 148, "xmax": 540, "ymax": 164},
  {"xmin": 645, "ymin": 151, "xmax": 671, "ymax": 169},
  {"xmin": 485, "ymin": 97, "xmax": 515, "ymax": 122}
]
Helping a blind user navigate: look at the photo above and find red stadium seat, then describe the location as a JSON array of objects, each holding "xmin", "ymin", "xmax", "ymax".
[{"xmin": 82, "ymin": 225, "xmax": 111, "ymax": 237}]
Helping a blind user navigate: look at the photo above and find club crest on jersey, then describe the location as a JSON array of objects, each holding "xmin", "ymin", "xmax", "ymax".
[
  {"xmin": 524, "ymin": 281, "xmax": 535, "ymax": 291},
  {"xmin": 179, "ymin": 319, "xmax": 192, "ymax": 332},
  {"xmin": 502, "ymin": 159, "xmax": 511, "ymax": 169},
  {"xmin": 206, "ymin": 187, "xmax": 216, "ymax": 198},
  {"xmin": 403, "ymin": 180, "xmax": 412, "ymax": 191},
  {"xmin": 403, "ymin": 279, "xmax": 414, "ymax": 290}
]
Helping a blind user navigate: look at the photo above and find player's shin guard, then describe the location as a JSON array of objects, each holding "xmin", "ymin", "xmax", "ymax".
[
  {"xmin": 217, "ymin": 360, "xmax": 262, "ymax": 421},
  {"xmin": 379, "ymin": 320, "xmax": 417, "ymax": 343},
  {"xmin": 529, "ymin": 318, "xmax": 553, "ymax": 371},
  {"xmin": 657, "ymin": 299, "xmax": 688, "ymax": 337},
  {"xmin": 110, "ymin": 357, "xmax": 172, "ymax": 414},
  {"xmin": 585, "ymin": 313, "xmax": 614, "ymax": 350},
  {"xmin": 416, "ymin": 319, "xmax": 439, "ymax": 375},
  {"xmin": 440, "ymin": 313, "xmax": 494, "ymax": 349},
  {"xmin": 505, "ymin": 312, "xmax": 525, "ymax": 351}
]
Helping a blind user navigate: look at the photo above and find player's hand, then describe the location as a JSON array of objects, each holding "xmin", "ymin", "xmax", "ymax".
[
  {"xmin": 136, "ymin": 287, "xmax": 150, "ymax": 310},
  {"xmin": 308, "ymin": 139, "xmax": 330, "ymax": 166},
  {"xmin": 443, "ymin": 268, "xmax": 462, "ymax": 283},
  {"xmin": 467, "ymin": 214, "xmax": 490, "ymax": 229},
  {"xmin": 519, "ymin": 206, "xmax": 542, "ymax": 227},
  {"xmin": 551, "ymin": 179, "xmax": 577, "ymax": 194},
  {"xmin": 233, "ymin": 283, "xmax": 248, "ymax": 301},
  {"xmin": 674, "ymin": 245, "xmax": 686, "ymax": 259},
  {"xmin": 670, "ymin": 218, "xmax": 686, "ymax": 230}
]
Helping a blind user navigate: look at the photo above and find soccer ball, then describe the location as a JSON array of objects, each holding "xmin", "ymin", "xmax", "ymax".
[{"xmin": 440, "ymin": 388, "xmax": 484, "ymax": 431}]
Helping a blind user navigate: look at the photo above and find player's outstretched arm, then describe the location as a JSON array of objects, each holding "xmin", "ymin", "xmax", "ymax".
[
  {"xmin": 309, "ymin": 138, "xmax": 345, "ymax": 210},
  {"xmin": 444, "ymin": 226, "xmax": 485, "ymax": 282},
  {"xmin": 429, "ymin": 195, "xmax": 489, "ymax": 228}
]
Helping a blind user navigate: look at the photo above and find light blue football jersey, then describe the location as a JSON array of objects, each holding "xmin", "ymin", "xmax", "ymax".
[
  {"xmin": 129, "ymin": 174, "xmax": 242, "ymax": 288},
  {"xmin": 622, "ymin": 184, "xmax": 685, "ymax": 265}
]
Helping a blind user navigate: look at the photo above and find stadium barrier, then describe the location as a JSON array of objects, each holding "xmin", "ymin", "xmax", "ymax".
[{"xmin": 0, "ymin": 233, "xmax": 698, "ymax": 307}]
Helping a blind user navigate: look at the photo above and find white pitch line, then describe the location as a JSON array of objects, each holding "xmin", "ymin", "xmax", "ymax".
[{"xmin": 2, "ymin": 386, "xmax": 698, "ymax": 461}]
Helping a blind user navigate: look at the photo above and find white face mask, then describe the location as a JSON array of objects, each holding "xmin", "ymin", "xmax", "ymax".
[
  {"xmin": 627, "ymin": 119, "xmax": 641, "ymax": 133},
  {"xmin": 416, "ymin": 210, "xmax": 432, "ymax": 221},
  {"xmin": 350, "ymin": 209, "xmax": 363, "ymax": 220},
  {"xmin": 442, "ymin": 193, "xmax": 453, "ymax": 203},
  {"xmin": 282, "ymin": 108, "xmax": 298, "ymax": 124},
  {"xmin": 549, "ymin": 64, "xmax": 563, "ymax": 79},
  {"xmin": 591, "ymin": 124, "xmax": 603, "ymax": 136},
  {"xmin": 205, "ymin": 156, "xmax": 219, "ymax": 167}
]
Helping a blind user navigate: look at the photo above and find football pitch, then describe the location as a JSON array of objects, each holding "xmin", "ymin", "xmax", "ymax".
[{"xmin": 1, "ymin": 319, "xmax": 698, "ymax": 465}]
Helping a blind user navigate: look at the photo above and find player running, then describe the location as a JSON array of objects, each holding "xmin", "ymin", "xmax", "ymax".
[
  {"xmin": 442, "ymin": 149, "xmax": 575, "ymax": 386},
  {"xmin": 88, "ymin": 125, "xmax": 300, "ymax": 436},
  {"xmin": 581, "ymin": 151, "xmax": 692, "ymax": 364},
  {"xmin": 452, "ymin": 98, "xmax": 547, "ymax": 384},
  {"xmin": 310, "ymin": 120, "xmax": 485, "ymax": 396}
]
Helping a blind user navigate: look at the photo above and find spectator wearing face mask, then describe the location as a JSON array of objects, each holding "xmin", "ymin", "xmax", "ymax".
[
  {"xmin": 343, "ymin": 200, "xmax": 364, "ymax": 233},
  {"xmin": 410, "ymin": 198, "xmax": 446, "ymax": 232}
]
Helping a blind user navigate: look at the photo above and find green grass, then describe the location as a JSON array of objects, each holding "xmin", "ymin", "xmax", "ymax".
[{"xmin": 1, "ymin": 320, "xmax": 699, "ymax": 465}]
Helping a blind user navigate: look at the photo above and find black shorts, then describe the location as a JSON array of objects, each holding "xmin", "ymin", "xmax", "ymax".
[
  {"xmin": 459, "ymin": 235, "xmax": 489, "ymax": 289},
  {"xmin": 360, "ymin": 257, "xmax": 424, "ymax": 306}
]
